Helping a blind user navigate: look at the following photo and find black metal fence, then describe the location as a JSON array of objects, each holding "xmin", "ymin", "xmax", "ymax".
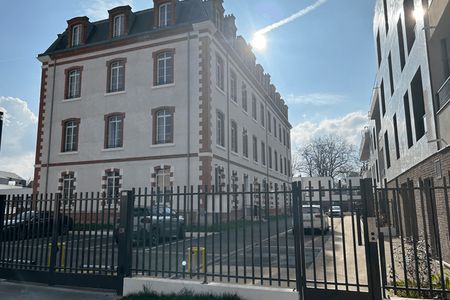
[{"xmin": 0, "ymin": 178, "xmax": 449, "ymax": 300}]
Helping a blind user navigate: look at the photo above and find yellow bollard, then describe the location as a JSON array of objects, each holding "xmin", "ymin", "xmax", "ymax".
[
  {"xmin": 47, "ymin": 242, "xmax": 66, "ymax": 268},
  {"xmin": 187, "ymin": 247, "xmax": 206, "ymax": 273}
]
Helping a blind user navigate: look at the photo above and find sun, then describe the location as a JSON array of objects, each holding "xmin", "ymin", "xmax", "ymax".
[{"xmin": 251, "ymin": 33, "xmax": 267, "ymax": 51}]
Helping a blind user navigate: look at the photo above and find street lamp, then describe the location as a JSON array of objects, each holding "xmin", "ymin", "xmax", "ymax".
[{"xmin": 0, "ymin": 111, "xmax": 3, "ymax": 151}]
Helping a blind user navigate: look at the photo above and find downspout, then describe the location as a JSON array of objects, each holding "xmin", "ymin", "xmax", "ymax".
[
  {"xmin": 45, "ymin": 57, "xmax": 57, "ymax": 194},
  {"xmin": 187, "ymin": 31, "xmax": 192, "ymax": 188}
]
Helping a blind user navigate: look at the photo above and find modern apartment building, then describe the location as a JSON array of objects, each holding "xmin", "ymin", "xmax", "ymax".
[
  {"xmin": 33, "ymin": 0, "xmax": 292, "ymax": 205},
  {"xmin": 360, "ymin": 0, "xmax": 450, "ymax": 261}
]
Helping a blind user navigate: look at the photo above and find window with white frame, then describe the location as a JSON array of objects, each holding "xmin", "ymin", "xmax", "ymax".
[
  {"xmin": 156, "ymin": 109, "xmax": 173, "ymax": 144},
  {"xmin": 156, "ymin": 51, "xmax": 174, "ymax": 85},
  {"xmin": 260, "ymin": 103, "xmax": 265, "ymax": 127},
  {"xmin": 216, "ymin": 55, "xmax": 224, "ymax": 91},
  {"xmin": 253, "ymin": 135, "xmax": 258, "ymax": 162},
  {"xmin": 216, "ymin": 111, "xmax": 225, "ymax": 147},
  {"xmin": 156, "ymin": 166, "xmax": 171, "ymax": 190},
  {"xmin": 113, "ymin": 14, "xmax": 125, "ymax": 37},
  {"xmin": 106, "ymin": 114, "xmax": 124, "ymax": 148},
  {"xmin": 62, "ymin": 119, "xmax": 79, "ymax": 152},
  {"xmin": 261, "ymin": 141, "xmax": 266, "ymax": 166},
  {"xmin": 67, "ymin": 69, "xmax": 81, "ymax": 99},
  {"xmin": 231, "ymin": 120, "xmax": 238, "ymax": 153},
  {"xmin": 71, "ymin": 24, "xmax": 82, "ymax": 47},
  {"xmin": 106, "ymin": 169, "xmax": 120, "ymax": 200},
  {"xmin": 108, "ymin": 60, "xmax": 125, "ymax": 93},
  {"xmin": 230, "ymin": 71, "xmax": 237, "ymax": 102},
  {"xmin": 242, "ymin": 83, "xmax": 248, "ymax": 112},
  {"xmin": 252, "ymin": 94, "xmax": 257, "ymax": 120},
  {"xmin": 159, "ymin": 3, "xmax": 172, "ymax": 27},
  {"xmin": 243, "ymin": 128, "xmax": 248, "ymax": 158},
  {"xmin": 62, "ymin": 173, "xmax": 75, "ymax": 200}
]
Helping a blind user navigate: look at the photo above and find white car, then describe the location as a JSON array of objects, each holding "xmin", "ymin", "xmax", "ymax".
[{"xmin": 302, "ymin": 205, "xmax": 329, "ymax": 233}]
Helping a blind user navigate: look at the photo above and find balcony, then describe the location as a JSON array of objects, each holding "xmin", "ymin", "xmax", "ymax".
[{"xmin": 437, "ymin": 76, "xmax": 450, "ymax": 111}]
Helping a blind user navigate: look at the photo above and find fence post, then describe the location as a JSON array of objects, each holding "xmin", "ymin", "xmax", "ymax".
[
  {"xmin": 48, "ymin": 193, "xmax": 62, "ymax": 285},
  {"xmin": 117, "ymin": 190, "xmax": 133, "ymax": 295},
  {"xmin": 291, "ymin": 182, "xmax": 303, "ymax": 300},
  {"xmin": 360, "ymin": 179, "xmax": 382, "ymax": 300},
  {"xmin": 0, "ymin": 194, "xmax": 5, "ymax": 260}
]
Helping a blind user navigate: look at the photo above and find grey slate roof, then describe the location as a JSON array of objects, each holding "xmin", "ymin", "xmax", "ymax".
[
  {"xmin": 41, "ymin": 0, "xmax": 211, "ymax": 56},
  {"xmin": 0, "ymin": 171, "xmax": 25, "ymax": 181}
]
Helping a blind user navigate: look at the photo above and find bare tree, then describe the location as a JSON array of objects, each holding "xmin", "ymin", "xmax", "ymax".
[{"xmin": 294, "ymin": 135, "xmax": 359, "ymax": 179}]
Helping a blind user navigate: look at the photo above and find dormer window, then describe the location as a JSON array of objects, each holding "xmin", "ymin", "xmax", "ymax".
[
  {"xmin": 159, "ymin": 3, "xmax": 172, "ymax": 27},
  {"xmin": 71, "ymin": 24, "xmax": 82, "ymax": 47},
  {"xmin": 113, "ymin": 14, "xmax": 125, "ymax": 38}
]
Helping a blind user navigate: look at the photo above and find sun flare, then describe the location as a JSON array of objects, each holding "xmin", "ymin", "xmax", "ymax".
[{"xmin": 251, "ymin": 33, "xmax": 267, "ymax": 51}]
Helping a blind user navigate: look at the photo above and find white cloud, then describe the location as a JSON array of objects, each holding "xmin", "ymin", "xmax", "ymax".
[
  {"xmin": 285, "ymin": 93, "xmax": 345, "ymax": 106},
  {"xmin": 291, "ymin": 111, "xmax": 368, "ymax": 150},
  {"xmin": 82, "ymin": 0, "xmax": 134, "ymax": 20},
  {"xmin": 0, "ymin": 97, "xmax": 37, "ymax": 180}
]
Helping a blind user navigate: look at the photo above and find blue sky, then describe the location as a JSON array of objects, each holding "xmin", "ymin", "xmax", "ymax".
[{"xmin": 0, "ymin": 0, "xmax": 376, "ymax": 179}]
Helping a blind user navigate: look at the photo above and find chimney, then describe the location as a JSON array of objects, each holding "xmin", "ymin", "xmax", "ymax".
[{"xmin": 224, "ymin": 14, "xmax": 237, "ymax": 40}]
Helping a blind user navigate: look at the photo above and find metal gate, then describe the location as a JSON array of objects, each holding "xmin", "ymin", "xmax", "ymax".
[
  {"xmin": 292, "ymin": 179, "xmax": 382, "ymax": 300},
  {"xmin": 0, "ymin": 192, "xmax": 133, "ymax": 294}
]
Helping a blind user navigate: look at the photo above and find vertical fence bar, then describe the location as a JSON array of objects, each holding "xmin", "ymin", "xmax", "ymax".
[
  {"xmin": 211, "ymin": 185, "xmax": 215, "ymax": 282},
  {"xmin": 143, "ymin": 188, "xmax": 148, "ymax": 276},
  {"xmin": 189, "ymin": 186, "xmax": 194, "ymax": 279},
  {"xmin": 266, "ymin": 183, "xmax": 272, "ymax": 286},
  {"xmin": 349, "ymin": 180, "xmax": 360, "ymax": 291},
  {"xmin": 337, "ymin": 181, "xmax": 349, "ymax": 291},
  {"xmin": 242, "ymin": 184, "xmax": 247, "ymax": 284},
  {"xmin": 444, "ymin": 174, "xmax": 450, "ymax": 248},
  {"xmin": 226, "ymin": 184, "xmax": 231, "ymax": 282},
  {"xmin": 234, "ymin": 184, "xmax": 239, "ymax": 283},
  {"xmin": 196, "ymin": 185, "xmax": 201, "ymax": 280},
  {"xmin": 117, "ymin": 190, "xmax": 133, "ymax": 295},
  {"xmin": 275, "ymin": 185, "xmax": 281, "ymax": 287},
  {"xmin": 169, "ymin": 186, "xmax": 174, "ymax": 279},
  {"xmin": 395, "ymin": 179, "xmax": 410, "ymax": 294},
  {"xmin": 283, "ymin": 184, "xmax": 290, "ymax": 287},
  {"xmin": 308, "ymin": 181, "xmax": 316, "ymax": 289},
  {"xmin": 218, "ymin": 185, "xmax": 223, "ymax": 281},
  {"xmin": 385, "ymin": 186, "xmax": 397, "ymax": 296},
  {"xmin": 149, "ymin": 187, "xmax": 154, "ymax": 276},
  {"xmin": 0, "ymin": 194, "xmax": 5, "ymax": 267},
  {"xmin": 292, "ymin": 181, "xmax": 303, "ymax": 299},
  {"xmin": 418, "ymin": 179, "xmax": 433, "ymax": 294},
  {"xmin": 182, "ymin": 186, "xmax": 187, "ymax": 279},
  {"xmin": 203, "ymin": 185, "xmax": 208, "ymax": 284},
  {"xmin": 258, "ymin": 184, "xmax": 263, "ymax": 285},
  {"xmin": 92, "ymin": 192, "xmax": 100, "ymax": 275},
  {"xmin": 250, "ymin": 184, "xmax": 255, "ymax": 285},
  {"xmin": 318, "ymin": 181, "xmax": 327, "ymax": 289},
  {"xmin": 328, "ymin": 180, "xmax": 337, "ymax": 289}
]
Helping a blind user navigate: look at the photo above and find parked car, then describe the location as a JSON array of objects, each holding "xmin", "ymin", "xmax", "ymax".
[
  {"xmin": 114, "ymin": 206, "xmax": 185, "ymax": 245},
  {"xmin": 2, "ymin": 211, "xmax": 74, "ymax": 240},
  {"xmin": 302, "ymin": 205, "xmax": 329, "ymax": 234},
  {"xmin": 328, "ymin": 205, "xmax": 342, "ymax": 217}
]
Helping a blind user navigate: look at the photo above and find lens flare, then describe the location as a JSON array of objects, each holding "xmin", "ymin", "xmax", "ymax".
[{"xmin": 251, "ymin": 33, "xmax": 267, "ymax": 51}]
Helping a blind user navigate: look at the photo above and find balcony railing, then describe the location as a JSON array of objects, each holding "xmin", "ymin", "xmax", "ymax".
[{"xmin": 437, "ymin": 76, "xmax": 450, "ymax": 110}]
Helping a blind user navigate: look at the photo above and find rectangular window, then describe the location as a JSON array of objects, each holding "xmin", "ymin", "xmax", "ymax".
[
  {"xmin": 252, "ymin": 94, "xmax": 257, "ymax": 120},
  {"xmin": 230, "ymin": 71, "xmax": 237, "ymax": 102},
  {"xmin": 67, "ymin": 68, "xmax": 82, "ymax": 99},
  {"xmin": 106, "ymin": 170, "xmax": 120, "ymax": 201},
  {"xmin": 62, "ymin": 119, "xmax": 79, "ymax": 152},
  {"xmin": 268, "ymin": 146, "xmax": 272, "ymax": 169},
  {"xmin": 273, "ymin": 118, "xmax": 277, "ymax": 137},
  {"xmin": 383, "ymin": 0, "xmax": 389, "ymax": 34},
  {"xmin": 253, "ymin": 135, "xmax": 258, "ymax": 162},
  {"xmin": 284, "ymin": 158, "xmax": 287, "ymax": 175},
  {"xmin": 373, "ymin": 128, "xmax": 377, "ymax": 150},
  {"xmin": 384, "ymin": 131, "xmax": 391, "ymax": 169},
  {"xmin": 380, "ymin": 80, "xmax": 386, "ymax": 115},
  {"xmin": 113, "ymin": 14, "xmax": 125, "ymax": 38},
  {"xmin": 156, "ymin": 51, "xmax": 174, "ymax": 85},
  {"xmin": 261, "ymin": 142, "xmax": 266, "ymax": 166},
  {"xmin": 397, "ymin": 18, "xmax": 406, "ymax": 70},
  {"xmin": 274, "ymin": 150, "xmax": 278, "ymax": 171},
  {"xmin": 283, "ymin": 128, "xmax": 286, "ymax": 146},
  {"xmin": 71, "ymin": 24, "xmax": 81, "ymax": 47},
  {"xmin": 388, "ymin": 53, "xmax": 395, "ymax": 96},
  {"xmin": 411, "ymin": 68, "xmax": 426, "ymax": 141},
  {"xmin": 375, "ymin": 159, "xmax": 380, "ymax": 182},
  {"xmin": 260, "ymin": 103, "xmax": 265, "ymax": 127},
  {"xmin": 216, "ymin": 55, "xmax": 224, "ymax": 91},
  {"xmin": 279, "ymin": 125, "xmax": 282, "ymax": 142},
  {"xmin": 105, "ymin": 114, "xmax": 124, "ymax": 149},
  {"xmin": 268, "ymin": 111, "xmax": 272, "ymax": 133},
  {"xmin": 154, "ymin": 108, "xmax": 174, "ymax": 144},
  {"xmin": 376, "ymin": 30, "xmax": 382, "ymax": 67},
  {"xmin": 403, "ymin": 0, "xmax": 416, "ymax": 53},
  {"xmin": 216, "ymin": 111, "xmax": 225, "ymax": 147},
  {"xmin": 62, "ymin": 173, "xmax": 75, "ymax": 200},
  {"xmin": 158, "ymin": 3, "xmax": 173, "ymax": 27},
  {"xmin": 156, "ymin": 167, "xmax": 171, "ymax": 190},
  {"xmin": 404, "ymin": 92, "xmax": 414, "ymax": 148},
  {"xmin": 243, "ymin": 128, "xmax": 248, "ymax": 158},
  {"xmin": 280, "ymin": 156, "xmax": 283, "ymax": 174},
  {"xmin": 393, "ymin": 114, "xmax": 400, "ymax": 159},
  {"xmin": 108, "ymin": 60, "xmax": 125, "ymax": 93},
  {"xmin": 242, "ymin": 83, "xmax": 248, "ymax": 111},
  {"xmin": 231, "ymin": 121, "xmax": 238, "ymax": 153}
]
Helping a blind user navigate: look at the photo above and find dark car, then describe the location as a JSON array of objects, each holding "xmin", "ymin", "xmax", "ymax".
[
  {"xmin": 2, "ymin": 211, "xmax": 74, "ymax": 240},
  {"xmin": 114, "ymin": 206, "xmax": 185, "ymax": 246}
]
